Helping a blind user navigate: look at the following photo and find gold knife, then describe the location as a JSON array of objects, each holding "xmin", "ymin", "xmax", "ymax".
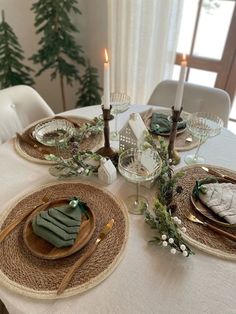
[
  {"xmin": 57, "ymin": 219, "xmax": 115, "ymax": 295},
  {"xmin": 201, "ymin": 166, "xmax": 236, "ymax": 184}
]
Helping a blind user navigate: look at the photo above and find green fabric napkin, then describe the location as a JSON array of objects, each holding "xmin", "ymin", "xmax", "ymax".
[
  {"xmin": 150, "ymin": 113, "xmax": 186, "ymax": 135},
  {"xmin": 32, "ymin": 197, "xmax": 86, "ymax": 248}
]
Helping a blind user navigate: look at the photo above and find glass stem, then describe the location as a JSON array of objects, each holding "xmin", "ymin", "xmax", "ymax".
[
  {"xmin": 115, "ymin": 113, "xmax": 118, "ymax": 135},
  {"xmin": 135, "ymin": 182, "xmax": 140, "ymax": 204},
  {"xmin": 194, "ymin": 136, "xmax": 203, "ymax": 160}
]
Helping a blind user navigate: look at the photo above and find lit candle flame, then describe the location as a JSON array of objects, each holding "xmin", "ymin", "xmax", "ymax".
[
  {"xmin": 182, "ymin": 53, "xmax": 186, "ymax": 61},
  {"xmin": 104, "ymin": 49, "xmax": 109, "ymax": 63}
]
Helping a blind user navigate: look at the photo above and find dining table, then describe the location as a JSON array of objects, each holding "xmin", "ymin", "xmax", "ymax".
[{"xmin": 0, "ymin": 104, "xmax": 236, "ymax": 314}]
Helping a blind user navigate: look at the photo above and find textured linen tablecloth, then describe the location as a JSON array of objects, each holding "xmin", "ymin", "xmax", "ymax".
[{"xmin": 1, "ymin": 105, "xmax": 236, "ymax": 314}]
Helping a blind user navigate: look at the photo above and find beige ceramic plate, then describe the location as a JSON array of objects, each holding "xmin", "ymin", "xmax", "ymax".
[
  {"xmin": 23, "ymin": 198, "xmax": 96, "ymax": 260},
  {"xmin": 191, "ymin": 179, "xmax": 236, "ymax": 228}
]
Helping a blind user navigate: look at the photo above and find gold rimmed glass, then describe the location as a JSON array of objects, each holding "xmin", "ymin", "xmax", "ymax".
[
  {"xmin": 184, "ymin": 112, "xmax": 223, "ymax": 165},
  {"xmin": 118, "ymin": 148, "xmax": 162, "ymax": 215}
]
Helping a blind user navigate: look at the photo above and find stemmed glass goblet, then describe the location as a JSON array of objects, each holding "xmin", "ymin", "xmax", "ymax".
[
  {"xmin": 118, "ymin": 148, "xmax": 162, "ymax": 215},
  {"xmin": 184, "ymin": 112, "xmax": 223, "ymax": 165},
  {"xmin": 102, "ymin": 93, "xmax": 131, "ymax": 141}
]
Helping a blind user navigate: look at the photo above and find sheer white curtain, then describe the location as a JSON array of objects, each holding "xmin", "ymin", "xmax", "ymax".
[{"xmin": 107, "ymin": 0, "xmax": 183, "ymax": 104}]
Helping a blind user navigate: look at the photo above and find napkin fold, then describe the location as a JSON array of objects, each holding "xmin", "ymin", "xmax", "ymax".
[
  {"xmin": 150, "ymin": 113, "xmax": 186, "ymax": 135},
  {"xmin": 196, "ymin": 182, "xmax": 236, "ymax": 224},
  {"xmin": 32, "ymin": 197, "xmax": 87, "ymax": 248}
]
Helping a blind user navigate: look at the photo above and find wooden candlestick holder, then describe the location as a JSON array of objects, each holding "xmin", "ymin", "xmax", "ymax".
[
  {"xmin": 96, "ymin": 106, "xmax": 118, "ymax": 162},
  {"xmin": 168, "ymin": 106, "xmax": 182, "ymax": 165}
]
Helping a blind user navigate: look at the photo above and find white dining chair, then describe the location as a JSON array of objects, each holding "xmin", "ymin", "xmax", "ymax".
[
  {"xmin": 0, "ymin": 85, "xmax": 54, "ymax": 143},
  {"xmin": 148, "ymin": 80, "xmax": 231, "ymax": 127}
]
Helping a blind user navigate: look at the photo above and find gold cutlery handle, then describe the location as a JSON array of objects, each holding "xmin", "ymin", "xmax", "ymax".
[
  {"xmin": 205, "ymin": 223, "xmax": 236, "ymax": 242},
  {"xmin": 57, "ymin": 242, "xmax": 97, "ymax": 295}
]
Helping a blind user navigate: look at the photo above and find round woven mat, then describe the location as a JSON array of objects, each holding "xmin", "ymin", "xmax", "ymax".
[
  {"xmin": 0, "ymin": 181, "xmax": 129, "ymax": 299},
  {"xmin": 143, "ymin": 108, "xmax": 199, "ymax": 151},
  {"xmin": 174, "ymin": 164, "xmax": 236, "ymax": 260},
  {"xmin": 14, "ymin": 116, "xmax": 103, "ymax": 164}
]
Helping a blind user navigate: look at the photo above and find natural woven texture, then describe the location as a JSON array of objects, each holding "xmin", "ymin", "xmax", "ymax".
[
  {"xmin": 174, "ymin": 165, "xmax": 236, "ymax": 260},
  {"xmin": 142, "ymin": 108, "xmax": 199, "ymax": 151},
  {"xmin": 0, "ymin": 181, "xmax": 129, "ymax": 299},
  {"xmin": 14, "ymin": 116, "xmax": 103, "ymax": 164}
]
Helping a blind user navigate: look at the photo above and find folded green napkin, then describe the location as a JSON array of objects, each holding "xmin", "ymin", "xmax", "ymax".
[
  {"xmin": 150, "ymin": 113, "xmax": 186, "ymax": 135},
  {"xmin": 32, "ymin": 197, "xmax": 87, "ymax": 248}
]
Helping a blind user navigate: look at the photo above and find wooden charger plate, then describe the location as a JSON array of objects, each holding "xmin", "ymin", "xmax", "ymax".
[
  {"xmin": 190, "ymin": 178, "xmax": 236, "ymax": 228},
  {"xmin": 23, "ymin": 198, "xmax": 96, "ymax": 260}
]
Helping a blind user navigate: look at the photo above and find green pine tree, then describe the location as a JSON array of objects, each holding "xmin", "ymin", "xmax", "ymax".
[
  {"xmin": 0, "ymin": 10, "xmax": 35, "ymax": 89},
  {"xmin": 30, "ymin": 0, "xmax": 85, "ymax": 111},
  {"xmin": 76, "ymin": 59, "xmax": 103, "ymax": 107}
]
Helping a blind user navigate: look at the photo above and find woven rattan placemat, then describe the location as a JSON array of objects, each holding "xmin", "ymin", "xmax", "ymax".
[
  {"xmin": 14, "ymin": 116, "xmax": 103, "ymax": 164},
  {"xmin": 0, "ymin": 181, "xmax": 129, "ymax": 299},
  {"xmin": 174, "ymin": 164, "xmax": 236, "ymax": 260},
  {"xmin": 141, "ymin": 108, "xmax": 199, "ymax": 152}
]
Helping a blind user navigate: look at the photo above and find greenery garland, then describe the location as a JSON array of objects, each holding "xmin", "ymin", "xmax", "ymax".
[{"xmin": 143, "ymin": 133, "xmax": 194, "ymax": 257}]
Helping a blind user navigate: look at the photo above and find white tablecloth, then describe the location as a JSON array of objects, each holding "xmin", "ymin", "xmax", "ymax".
[{"xmin": 1, "ymin": 105, "xmax": 236, "ymax": 314}]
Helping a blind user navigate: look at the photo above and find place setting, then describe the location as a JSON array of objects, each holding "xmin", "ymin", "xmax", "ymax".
[
  {"xmin": 0, "ymin": 181, "xmax": 129, "ymax": 299},
  {"xmin": 172, "ymin": 164, "xmax": 236, "ymax": 260},
  {"xmin": 14, "ymin": 115, "xmax": 104, "ymax": 164}
]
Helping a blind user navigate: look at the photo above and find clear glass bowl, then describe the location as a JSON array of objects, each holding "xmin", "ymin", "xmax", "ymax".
[
  {"xmin": 34, "ymin": 119, "xmax": 75, "ymax": 146},
  {"xmin": 186, "ymin": 112, "xmax": 223, "ymax": 139}
]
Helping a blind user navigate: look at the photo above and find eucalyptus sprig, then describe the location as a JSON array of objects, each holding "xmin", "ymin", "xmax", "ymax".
[{"xmin": 45, "ymin": 151, "xmax": 102, "ymax": 178}]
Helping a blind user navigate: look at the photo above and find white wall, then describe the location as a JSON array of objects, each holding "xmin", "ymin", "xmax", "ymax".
[{"xmin": 0, "ymin": 0, "xmax": 107, "ymax": 113}]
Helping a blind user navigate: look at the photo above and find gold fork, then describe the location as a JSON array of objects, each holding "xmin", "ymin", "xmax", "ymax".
[
  {"xmin": 0, "ymin": 192, "xmax": 51, "ymax": 243},
  {"xmin": 186, "ymin": 212, "xmax": 236, "ymax": 242}
]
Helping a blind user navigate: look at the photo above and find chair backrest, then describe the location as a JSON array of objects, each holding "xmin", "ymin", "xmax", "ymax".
[
  {"xmin": 0, "ymin": 85, "xmax": 54, "ymax": 143},
  {"xmin": 148, "ymin": 80, "xmax": 231, "ymax": 127}
]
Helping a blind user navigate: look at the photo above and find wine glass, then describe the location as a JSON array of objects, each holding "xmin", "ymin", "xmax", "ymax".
[
  {"xmin": 118, "ymin": 148, "xmax": 162, "ymax": 215},
  {"xmin": 102, "ymin": 93, "xmax": 131, "ymax": 140},
  {"xmin": 184, "ymin": 112, "xmax": 223, "ymax": 165}
]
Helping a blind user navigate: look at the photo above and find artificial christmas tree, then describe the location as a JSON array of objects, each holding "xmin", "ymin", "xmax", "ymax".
[
  {"xmin": 76, "ymin": 59, "xmax": 102, "ymax": 107},
  {"xmin": 30, "ymin": 0, "xmax": 85, "ymax": 111},
  {"xmin": 0, "ymin": 10, "xmax": 35, "ymax": 89}
]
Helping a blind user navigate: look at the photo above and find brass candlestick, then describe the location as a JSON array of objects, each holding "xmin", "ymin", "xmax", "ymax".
[
  {"xmin": 168, "ymin": 106, "xmax": 182, "ymax": 165},
  {"xmin": 96, "ymin": 106, "xmax": 118, "ymax": 162}
]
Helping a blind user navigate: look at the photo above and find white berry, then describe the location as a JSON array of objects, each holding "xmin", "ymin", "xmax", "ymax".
[
  {"xmin": 177, "ymin": 219, "xmax": 182, "ymax": 225},
  {"xmin": 180, "ymin": 244, "xmax": 186, "ymax": 251},
  {"xmin": 181, "ymin": 227, "xmax": 187, "ymax": 233},
  {"xmin": 162, "ymin": 241, "xmax": 168, "ymax": 247},
  {"xmin": 170, "ymin": 248, "xmax": 176, "ymax": 254},
  {"xmin": 182, "ymin": 251, "xmax": 188, "ymax": 257},
  {"xmin": 173, "ymin": 216, "xmax": 179, "ymax": 223},
  {"xmin": 161, "ymin": 234, "xmax": 167, "ymax": 240},
  {"xmin": 168, "ymin": 238, "xmax": 174, "ymax": 244}
]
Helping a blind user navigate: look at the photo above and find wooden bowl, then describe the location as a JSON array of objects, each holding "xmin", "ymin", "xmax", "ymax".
[{"xmin": 23, "ymin": 198, "xmax": 96, "ymax": 260}]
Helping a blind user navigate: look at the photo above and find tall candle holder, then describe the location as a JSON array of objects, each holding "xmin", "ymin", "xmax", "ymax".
[
  {"xmin": 96, "ymin": 106, "xmax": 118, "ymax": 163},
  {"xmin": 168, "ymin": 106, "xmax": 182, "ymax": 165}
]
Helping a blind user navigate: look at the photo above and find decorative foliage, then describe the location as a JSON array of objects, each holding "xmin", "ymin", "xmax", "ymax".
[
  {"xmin": 0, "ymin": 10, "xmax": 35, "ymax": 88},
  {"xmin": 143, "ymin": 133, "xmax": 194, "ymax": 257},
  {"xmin": 76, "ymin": 59, "xmax": 103, "ymax": 107},
  {"xmin": 46, "ymin": 117, "xmax": 104, "ymax": 178},
  {"xmin": 46, "ymin": 151, "xmax": 102, "ymax": 178},
  {"xmin": 30, "ymin": 0, "xmax": 85, "ymax": 110}
]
